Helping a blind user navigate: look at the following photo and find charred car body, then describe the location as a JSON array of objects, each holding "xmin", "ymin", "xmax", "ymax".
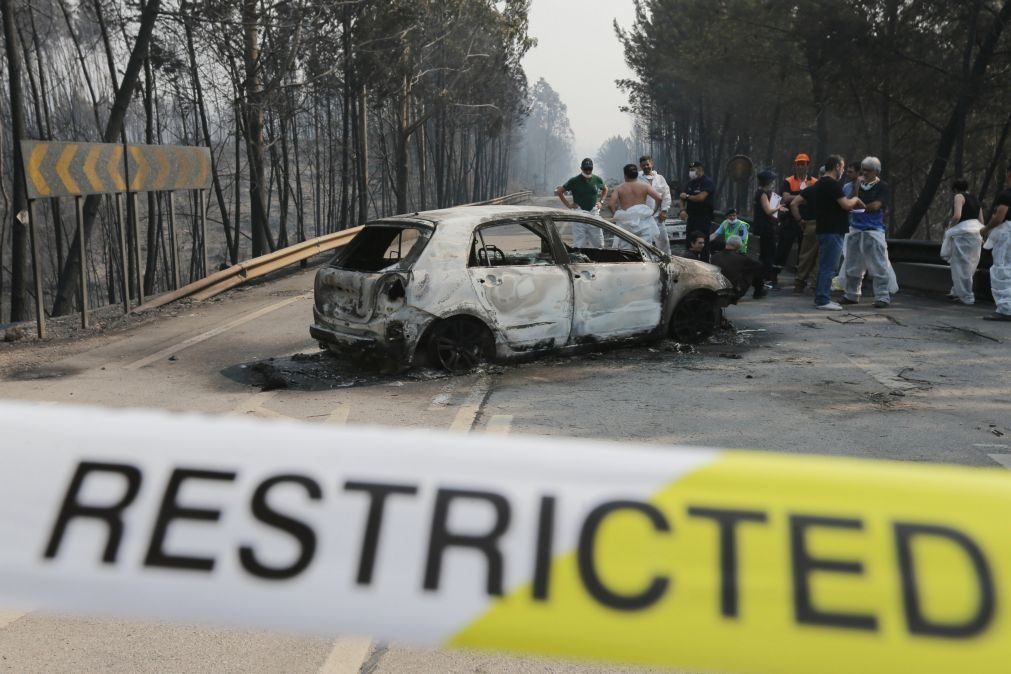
[{"xmin": 311, "ymin": 206, "xmax": 735, "ymax": 370}]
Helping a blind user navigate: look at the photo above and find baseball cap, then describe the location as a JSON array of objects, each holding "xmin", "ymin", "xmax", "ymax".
[
  {"xmin": 794, "ymin": 153, "xmax": 811, "ymax": 163},
  {"xmin": 688, "ymin": 161, "xmax": 703, "ymax": 168},
  {"xmin": 580, "ymin": 158, "xmax": 593, "ymax": 170}
]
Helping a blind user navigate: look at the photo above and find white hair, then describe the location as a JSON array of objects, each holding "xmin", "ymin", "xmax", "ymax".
[
  {"xmin": 861, "ymin": 156, "xmax": 882, "ymax": 173},
  {"xmin": 726, "ymin": 235, "xmax": 743, "ymax": 250}
]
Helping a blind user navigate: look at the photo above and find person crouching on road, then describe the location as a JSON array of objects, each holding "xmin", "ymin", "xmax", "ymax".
[
  {"xmin": 711, "ymin": 235, "xmax": 767, "ymax": 301},
  {"xmin": 710, "ymin": 208, "xmax": 750, "ymax": 253},
  {"xmin": 941, "ymin": 179, "xmax": 984, "ymax": 305},
  {"xmin": 557, "ymin": 158, "xmax": 608, "ymax": 248},
  {"xmin": 981, "ymin": 161, "xmax": 1011, "ymax": 321},
  {"xmin": 680, "ymin": 231, "xmax": 707, "ymax": 261},
  {"xmin": 608, "ymin": 164, "xmax": 667, "ymax": 252}
]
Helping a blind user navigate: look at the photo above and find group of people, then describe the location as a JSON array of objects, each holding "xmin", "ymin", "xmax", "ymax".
[{"xmin": 556, "ymin": 152, "xmax": 1011, "ymax": 322}]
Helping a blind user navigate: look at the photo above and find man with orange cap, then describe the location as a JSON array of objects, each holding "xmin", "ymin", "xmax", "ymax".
[{"xmin": 779, "ymin": 153, "xmax": 819, "ymax": 292}]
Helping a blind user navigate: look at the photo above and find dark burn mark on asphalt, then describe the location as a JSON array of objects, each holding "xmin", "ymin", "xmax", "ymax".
[
  {"xmin": 221, "ymin": 351, "xmax": 454, "ymax": 392},
  {"xmin": 7, "ymin": 366, "xmax": 86, "ymax": 381},
  {"xmin": 220, "ymin": 324, "xmax": 762, "ymax": 392}
]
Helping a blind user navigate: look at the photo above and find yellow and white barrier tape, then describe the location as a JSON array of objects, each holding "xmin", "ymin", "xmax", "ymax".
[{"xmin": 1, "ymin": 402, "xmax": 1009, "ymax": 673}]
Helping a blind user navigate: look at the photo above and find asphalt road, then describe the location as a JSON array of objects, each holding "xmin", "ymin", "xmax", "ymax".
[{"xmin": 1, "ymin": 222, "xmax": 1010, "ymax": 672}]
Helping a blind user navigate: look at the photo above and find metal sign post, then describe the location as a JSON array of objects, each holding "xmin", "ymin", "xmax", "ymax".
[
  {"xmin": 75, "ymin": 195, "xmax": 88, "ymax": 329},
  {"xmin": 25, "ymin": 201, "xmax": 45, "ymax": 338},
  {"xmin": 19, "ymin": 140, "xmax": 213, "ymax": 329}
]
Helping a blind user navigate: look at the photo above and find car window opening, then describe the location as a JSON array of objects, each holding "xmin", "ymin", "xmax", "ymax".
[
  {"xmin": 552, "ymin": 219, "xmax": 647, "ymax": 264},
  {"xmin": 334, "ymin": 226, "xmax": 428, "ymax": 272},
  {"xmin": 568, "ymin": 247, "xmax": 646, "ymax": 264},
  {"xmin": 470, "ymin": 222, "xmax": 556, "ymax": 268}
]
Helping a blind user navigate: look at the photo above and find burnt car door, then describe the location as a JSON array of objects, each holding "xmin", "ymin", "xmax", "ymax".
[
  {"xmin": 549, "ymin": 216, "xmax": 667, "ymax": 341},
  {"xmin": 466, "ymin": 219, "xmax": 573, "ymax": 351}
]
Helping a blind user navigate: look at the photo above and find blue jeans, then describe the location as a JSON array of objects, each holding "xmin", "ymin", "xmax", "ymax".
[{"xmin": 815, "ymin": 234, "xmax": 844, "ymax": 306}]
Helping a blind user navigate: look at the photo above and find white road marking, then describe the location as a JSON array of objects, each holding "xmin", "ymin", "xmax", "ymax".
[
  {"xmin": 124, "ymin": 295, "xmax": 309, "ymax": 370},
  {"xmin": 842, "ymin": 356, "xmax": 920, "ymax": 391},
  {"xmin": 975, "ymin": 443, "xmax": 1010, "ymax": 449},
  {"xmin": 988, "ymin": 454, "xmax": 1011, "ymax": 470},
  {"xmin": 317, "ymin": 636, "xmax": 372, "ymax": 674},
  {"xmin": 448, "ymin": 374, "xmax": 491, "ymax": 433},
  {"xmin": 485, "ymin": 414, "xmax": 513, "ymax": 434},
  {"xmin": 325, "ymin": 406, "xmax": 350, "ymax": 425},
  {"xmin": 232, "ymin": 391, "xmax": 283, "ymax": 419},
  {"xmin": 0, "ymin": 610, "xmax": 27, "ymax": 629}
]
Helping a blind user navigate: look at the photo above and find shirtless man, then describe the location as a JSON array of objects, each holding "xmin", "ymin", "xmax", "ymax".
[{"xmin": 608, "ymin": 163, "xmax": 670, "ymax": 253}]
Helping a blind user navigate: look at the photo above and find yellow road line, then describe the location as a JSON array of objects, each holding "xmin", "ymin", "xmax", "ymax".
[
  {"xmin": 448, "ymin": 374, "xmax": 490, "ymax": 433},
  {"xmin": 317, "ymin": 636, "xmax": 372, "ymax": 674},
  {"xmin": 485, "ymin": 414, "xmax": 513, "ymax": 434}
]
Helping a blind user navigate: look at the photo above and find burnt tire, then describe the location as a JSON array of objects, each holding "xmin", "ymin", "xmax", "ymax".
[
  {"xmin": 425, "ymin": 317, "xmax": 494, "ymax": 372},
  {"xmin": 670, "ymin": 292, "xmax": 719, "ymax": 344}
]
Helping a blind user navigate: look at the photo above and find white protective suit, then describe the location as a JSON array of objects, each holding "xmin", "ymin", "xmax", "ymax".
[
  {"xmin": 940, "ymin": 219, "xmax": 984, "ymax": 304},
  {"xmin": 639, "ymin": 172, "xmax": 673, "ymax": 256},
  {"xmin": 833, "ymin": 232, "xmax": 899, "ymax": 295},
  {"xmin": 984, "ymin": 221, "xmax": 1011, "ymax": 316},
  {"xmin": 613, "ymin": 204, "xmax": 670, "ymax": 254},
  {"xmin": 570, "ymin": 207, "xmax": 605, "ymax": 248}
]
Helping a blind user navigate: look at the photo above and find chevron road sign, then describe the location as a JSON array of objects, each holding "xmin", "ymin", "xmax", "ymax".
[{"xmin": 19, "ymin": 141, "xmax": 212, "ymax": 199}]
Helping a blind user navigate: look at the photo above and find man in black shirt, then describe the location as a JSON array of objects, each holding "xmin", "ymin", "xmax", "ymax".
[
  {"xmin": 679, "ymin": 161, "xmax": 717, "ymax": 260},
  {"xmin": 982, "ymin": 162, "xmax": 1011, "ymax": 320},
  {"xmin": 791, "ymin": 155, "xmax": 864, "ymax": 310}
]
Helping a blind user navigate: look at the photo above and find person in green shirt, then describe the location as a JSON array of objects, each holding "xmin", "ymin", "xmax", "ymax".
[
  {"xmin": 556, "ymin": 158, "xmax": 608, "ymax": 247},
  {"xmin": 711, "ymin": 208, "xmax": 750, "ymax": 253}
]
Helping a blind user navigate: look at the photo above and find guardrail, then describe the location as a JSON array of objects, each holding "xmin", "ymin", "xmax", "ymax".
[{"xmin": 136, "ymin": 191, "xmax": 534, "ymax": 311}]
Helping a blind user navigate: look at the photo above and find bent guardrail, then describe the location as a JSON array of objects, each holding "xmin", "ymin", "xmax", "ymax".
[{"xmin": 136, "ymin": 191, "xmax": 534, "ymax": 311}]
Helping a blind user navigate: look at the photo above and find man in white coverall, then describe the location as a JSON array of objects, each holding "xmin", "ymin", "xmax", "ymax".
[
  {"xmin": 982, "ymin": 162, "xmax": 1011, "ymax": 321},
  {"xmin": 608, "ymin": 163, "xmax": 666, "ymax": 252},
  {"xmin": 638, "ymin": 155, "xmax": 672, "ymax": 255}
]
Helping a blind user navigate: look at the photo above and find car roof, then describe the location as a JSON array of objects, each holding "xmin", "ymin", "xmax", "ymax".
[
  {"xmin": 380, "ymin": 205, "xmax": 566, "ymax": 228},
  {"xmin": 373, "ymin": 204, "xmax": 661, "ymax": 256}
]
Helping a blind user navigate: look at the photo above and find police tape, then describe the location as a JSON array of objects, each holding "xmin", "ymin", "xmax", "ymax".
[{"xmin": 1, "ymin": 402, "xmax": 1009, "ymax": 674}]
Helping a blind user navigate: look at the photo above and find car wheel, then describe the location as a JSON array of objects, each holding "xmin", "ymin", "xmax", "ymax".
[
  {"xmin": 670, "ymin": 292, "xmax": 719, "ymax": 344},
  {"xmin": 425, "ymin": 318, "xmax": 493, "ymax": 372}
]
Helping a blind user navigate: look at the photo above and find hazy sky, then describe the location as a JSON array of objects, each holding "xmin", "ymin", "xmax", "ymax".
[{"xmin": 522, "ymin": 0, "xmax": 637, "ymax": 163}]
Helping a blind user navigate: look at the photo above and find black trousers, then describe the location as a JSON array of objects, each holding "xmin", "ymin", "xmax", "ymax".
[
  {"xmin": 775, "ymin": 218, "xmax": 800, "ymax": 276},
  {"xmin": 755, "ymin": 228, "xmax": 777, "ymax": 282}
]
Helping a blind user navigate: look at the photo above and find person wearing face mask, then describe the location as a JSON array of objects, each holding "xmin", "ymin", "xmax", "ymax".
[
  {"xmin": 791, "ymin": 155, "xmax": 865, "ymax": 310},
  {"xmin": 710, "ymin": 208, "xmax": 750, "ymax": 253},
  {"xmin": 751, "ymin": 171, "xmax": 784, "ymax": 288},
  {"xmin": 839, "ymin": 156, "xmax": 894, "ymax": 308},
  {"xmin": 679, "ymin": 161, "xmax": 717, "ymax": 260},
  {"xmin": 556, "ymin": 158, "xmax": 608, "ymax": 248},
  {"xmin": 638, "ymin": 155, "xmax": 673, "ymax": 254}
]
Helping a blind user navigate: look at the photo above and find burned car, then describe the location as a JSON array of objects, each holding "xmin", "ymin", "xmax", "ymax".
[{"xmin": 311, "ymin": 206, "xmax": 735, "ymax": 371}]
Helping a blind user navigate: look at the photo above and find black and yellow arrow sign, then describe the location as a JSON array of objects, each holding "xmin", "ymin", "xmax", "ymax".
[{"xmin": 20, "ymin": 141, "xmax": 212, "ymax": 199}]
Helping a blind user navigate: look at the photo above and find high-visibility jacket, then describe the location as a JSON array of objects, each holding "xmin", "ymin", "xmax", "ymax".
[{"xmin": 785, "ymin": 175, "xmax": 817, "ymax": 194}]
